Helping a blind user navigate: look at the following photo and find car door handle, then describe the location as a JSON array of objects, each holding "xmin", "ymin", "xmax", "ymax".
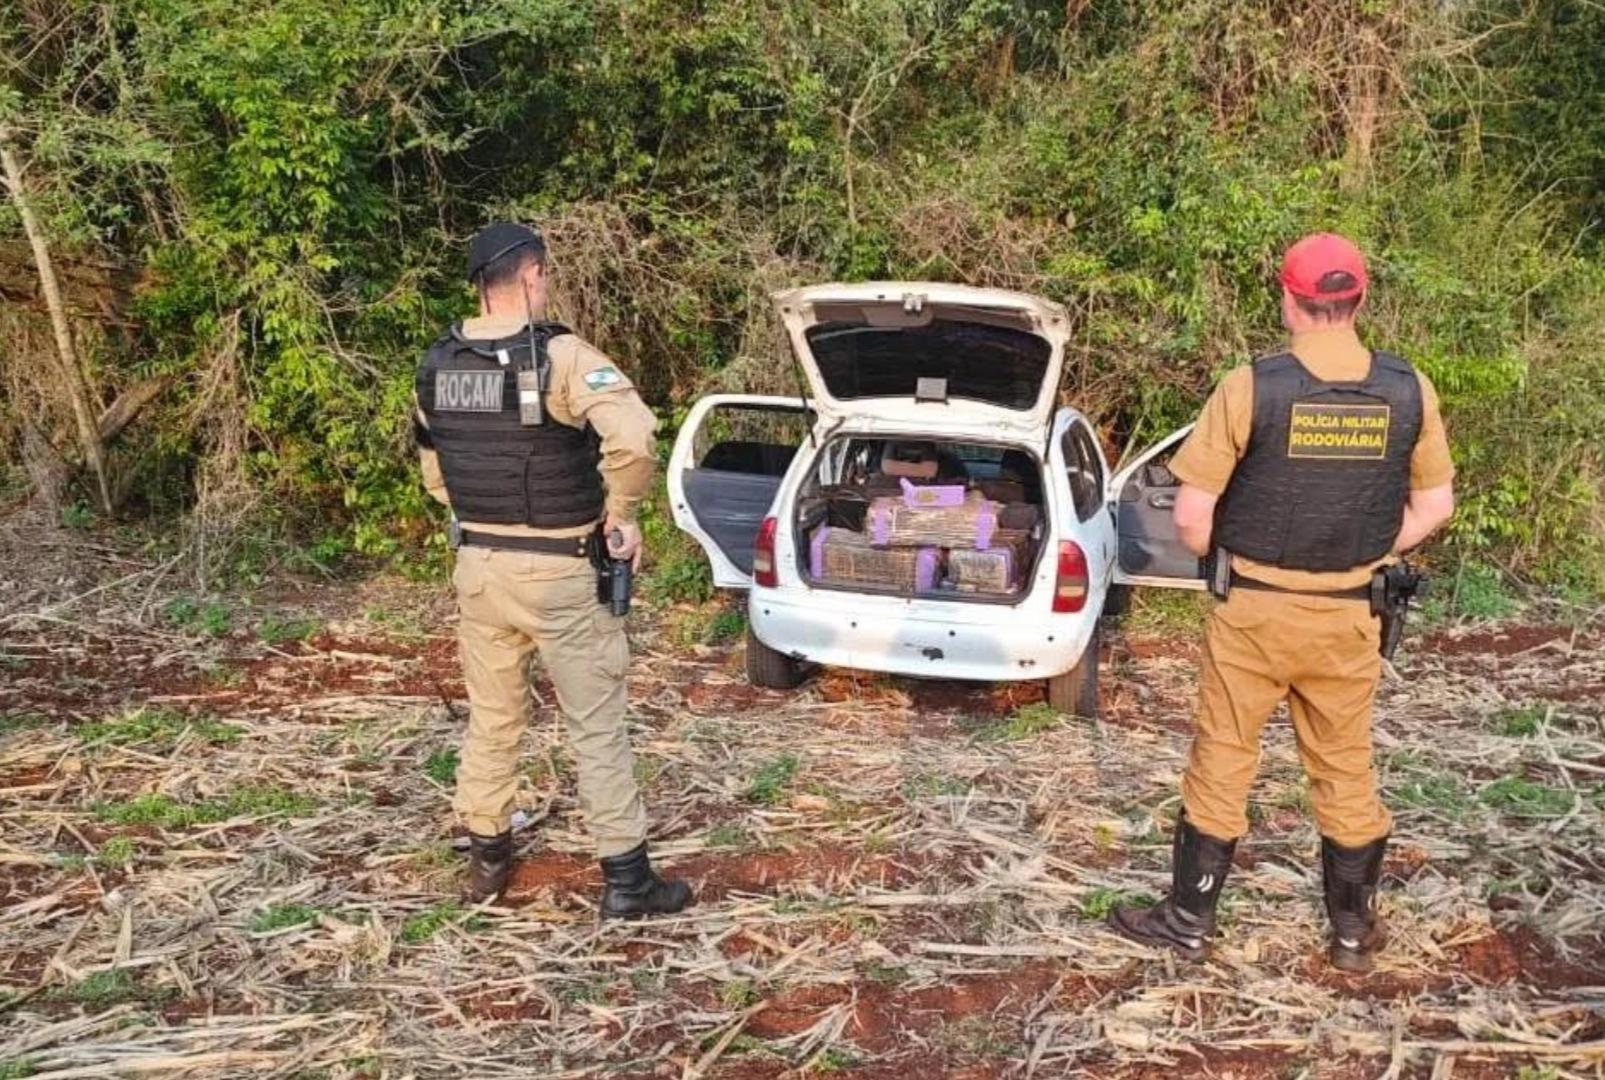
[{"xmin": 1147, "ymin": 491, "xmax": 1176, "ymax": 510}]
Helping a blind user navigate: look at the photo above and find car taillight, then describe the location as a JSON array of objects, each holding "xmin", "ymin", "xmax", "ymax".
[
  {"xmin": 753, "ymin": 516, "xmax": 779, "ymax": 587},
  {"xmin": 1053, "ymin": 540, "xmax": 1088, "ymax": 613}
]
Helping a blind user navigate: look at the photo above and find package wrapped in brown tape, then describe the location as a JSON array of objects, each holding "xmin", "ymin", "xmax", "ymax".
[
  {"xmin": 810, "ymin": 526, "xmax": 941, "ymax": 591},
  {"xmin": 867, "ymin": 491, "xmax": 1000, "ymax": 549},
  {"xmin": 947, "ymin": 530, "xmax": 1032, "ymax": 594}
]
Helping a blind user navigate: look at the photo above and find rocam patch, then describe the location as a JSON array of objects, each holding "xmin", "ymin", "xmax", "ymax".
[
  {"xmin": 434, "ymin": 369, "xmax": 505, "ymax": 412},
  {"xmin": 582, "ymin": 365, "xmax": 625, "ymax": 391},
  {"xmin": 1287, "ymin": 402, "xmax": 1391, "ymax": 460}
]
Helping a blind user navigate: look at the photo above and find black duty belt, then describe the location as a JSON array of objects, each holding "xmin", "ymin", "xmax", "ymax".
[
  {"xmin": 459, "ymin": 529, "xmax": 594, "ymax": 558},
  {"xmin": 1229, "ymin": 572, "xmax": 1371, "ymax": 602}
]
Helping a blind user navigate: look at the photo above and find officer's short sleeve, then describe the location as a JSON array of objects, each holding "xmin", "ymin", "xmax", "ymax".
[
  {"xmin": 1409, "ymin": 371, "xmax": 1455, "ymax": 490},
  {"xmin": 1170, "ymin": 366, "xmax": 1254, "ymax": 497},
  {"xmin": 562, "ymin": 339, "xmax": 637, "ymax": 407}
]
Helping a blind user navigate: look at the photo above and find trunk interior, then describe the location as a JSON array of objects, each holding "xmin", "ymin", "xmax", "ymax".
[{"xmin": 793, "ymin": 435, "xmax": 1047, "ymax": 604}]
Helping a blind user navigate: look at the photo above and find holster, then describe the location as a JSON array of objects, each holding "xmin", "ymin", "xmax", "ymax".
[{"xmin": 1370, "ymin": 561, "xmax": 1427, "ymax": 660}]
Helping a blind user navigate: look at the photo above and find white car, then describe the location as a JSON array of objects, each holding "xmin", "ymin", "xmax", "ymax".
[{"xmin": 668, "ymin": 282, "xmax": 1202, "ymax": 716}]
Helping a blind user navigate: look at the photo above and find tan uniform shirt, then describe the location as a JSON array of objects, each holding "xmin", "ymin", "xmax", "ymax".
[
  {"xmin": 417, "ymin": 314, "xmax": 658, "ymax": 538},
  {"xmin": 1170, "ymin": 326, "xmax": 1454, "ymax": 591}
]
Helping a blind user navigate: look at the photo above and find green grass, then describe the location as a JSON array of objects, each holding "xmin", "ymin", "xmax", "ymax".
[
  {"xmin": 94, "ymin": 836, "xmax": 136, "ymax": 870},
  {"xmin": 744, "ymin": 754, "xmax": 800, "ymax": 805},
  {"xmin": 53, "ymin": 969, "xmax": 139, "ymax": 1008},
  {"xmin": 0, "ymin": 1058, "xmax": 37, "ymax": 1080},
  {"xmin": 78, "ymin": 708, "xmax": 242, "ymax": 748},
  {"xmin": 645, "ymin": 556, "xmax": 714, "ymax": 607},
  {"xmin": 61, "ymin": 503, "xmax": 95, "ymax": 530},
  {"xmin": 251, "ymin": 903, "xmax": 322, "ymax": 933},
  {"xmin": 1124, "ymin": 590, "xmax": 1210, "ymax": 635},
  {"xmin": 901, "ymin": 772, "xmax": 972, "ymax": 799},
  {"xmin": 976, "ymin": 702, "xmax": 1064, "ymax": 742},
  {"xmin": 719, "ymin": 980, "xmax": 760, "ymax": 1009},
  {"xmin": 400, "ymin": 901, "xmax": 484, "ymax": 945},
  {"xmin": 704, "ymin": 823, "xmax": 753, "ymax": 849},
  {"xmin": 1391, "ymin": 773, "xmax": 1473, "ymax": 818},
  {"xmin": 861, "ymin": 960, "xmax": 910, "ymax": 985},
  {"xmin": 1478, "ymin": 776, "xmax": 1576, "ymax": 817},
  {"xmin": 363, "ymin": 606, "xmax": 427, "ymax": 642},
  {"xmin": 256, "ymin": 614, "xmax": 322, "ymax": 645},
  {"xmin": 163, "ymin": 597, "xmax": 233, "ymax": 637},
  {"xmin": 93, "ymin": 787, "xmax": 318, "ymax": 829},
  {"xmin": 808, "ymin": 1048, "xmax": 859, "ymax": 1074},
  {"xmin": 424, "ymin": 748, "xmax": 459, "ymax": 785},
  {"xmin": 1493, "ymin": 704, "xmax": 1547, "ymax": 737},
  {"xmin": 1451, "ymin": 561, "xmax": 1517, "ymax": 620},
  {"xmin": 704, "ymin": 609, "xmax": 746, "ymax": 643},
  {"xmin": 1081, "ymin": 887, "xmax": 1151, "ymax": 920},
  {"xmin": 0, "ymin": 713, "xmax": 47, "ymax": 737}
]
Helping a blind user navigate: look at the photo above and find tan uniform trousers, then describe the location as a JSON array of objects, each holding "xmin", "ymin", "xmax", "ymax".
[
  {"xmin": 451, "ymin": 546, "xmax": 647, "ymax": 858},
  {"xmin": 1180, "ymin": 588, "xmax": 1392, "ymax": 848}
]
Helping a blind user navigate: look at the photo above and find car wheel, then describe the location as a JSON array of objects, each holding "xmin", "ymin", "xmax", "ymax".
[
  {"xmin": 745, "ymin": 624, "xmax": 809, "ymax": 690},
  {"xmin": 1102, "ymin": 583, "xmax": 1131, "ymax": 620},
  {"xmin": 1045, "ymin": 622, "xmax": 1099, "ymax": 719}
]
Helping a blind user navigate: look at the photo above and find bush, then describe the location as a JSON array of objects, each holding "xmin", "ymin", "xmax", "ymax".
[{"xmin": 2, "ymin": 0, "xmax": 1600, "ymax": 592}]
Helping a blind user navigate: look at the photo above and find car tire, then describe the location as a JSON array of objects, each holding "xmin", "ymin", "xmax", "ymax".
[
  {"xmin": 745, "ymin": 624, "xmax": 808, "ymax": 690},
  {"xmin": 1102, "ymin": 583, "xmax": 1131, "ymax": 620},
  {"xmin": 1045, "ymin": 623, "xmax": 1099, "ymax": 719}
]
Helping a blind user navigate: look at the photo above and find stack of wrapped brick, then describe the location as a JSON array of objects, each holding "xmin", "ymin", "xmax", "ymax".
[{"xmin": 810, "ymin": 478, "xmax": 1034, "ymax": 596}]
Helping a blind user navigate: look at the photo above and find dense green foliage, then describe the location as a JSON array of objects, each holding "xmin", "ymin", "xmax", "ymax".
[{"xmin": 2, "ymin": 0, "xmax": 1602, "ymax": 586}]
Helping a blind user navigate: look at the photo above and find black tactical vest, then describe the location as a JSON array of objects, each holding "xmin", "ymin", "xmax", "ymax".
[
  {"xmin": 1213, "ymin": 350, "xmax": 1422, "ymax": 572},
  {"xmin": 415, "ymin": 322, "xmax": 605, "ymax": 528}
]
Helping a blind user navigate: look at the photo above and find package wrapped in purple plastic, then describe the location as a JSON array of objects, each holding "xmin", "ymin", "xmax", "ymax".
[
  {"xmin": 868, "ymin": 490, "xmax": 998, "ymax": 549},
  {"xmin": 810, "ymin": 526, "xmax": 940, "ymax": 591},
  {"xmin": 946, "ymin": 530, "xmax": 1032, "ymax": 594}
]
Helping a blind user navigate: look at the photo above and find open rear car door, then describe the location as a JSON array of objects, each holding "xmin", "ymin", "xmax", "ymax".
[
  {"xmin": 668, "ymin": 395, "xmax": 814, "ymax": 588},
  {"xmin": 1108, "ymin": 424, "xmax": 1206, "ymax": 590}
]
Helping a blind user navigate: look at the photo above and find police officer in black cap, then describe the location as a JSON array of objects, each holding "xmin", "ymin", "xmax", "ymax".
[{"xmin": 415, "ymin": 223, "xmax": 692, "ymax": 917}]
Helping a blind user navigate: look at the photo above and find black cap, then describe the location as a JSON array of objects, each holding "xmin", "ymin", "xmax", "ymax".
[{"xmin": 466, "ymin": 222, "xmax": 544, "ymax": 282}]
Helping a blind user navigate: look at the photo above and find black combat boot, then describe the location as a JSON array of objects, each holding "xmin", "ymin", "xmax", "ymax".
[
  {"xmin": 464, "ymin": 831, "xmax": 513, "ymax": 903},
  {"xmin": 1108, "ymin": 815, "xmax": 1237, "ymax": 962},
  {"xmin": 1322, "ymin": 835, "xmax": 1389, "ymax": 973},
  {"xmin": 599, "ymin": 842, "xmax": 694, "ymax": 919}
]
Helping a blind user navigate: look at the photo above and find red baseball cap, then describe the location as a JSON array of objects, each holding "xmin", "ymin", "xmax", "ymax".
[{"xmin": 1279, "ymin": 232, "xmax": 1367, "ymax": 300}]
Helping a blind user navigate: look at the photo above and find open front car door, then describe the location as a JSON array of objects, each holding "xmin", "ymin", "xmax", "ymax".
[
  {"xmin": 1108, "ymin": 423, "xmax": 1207, "ymax": 590},
  {"xmin": 667, "ymin": 394, "xmax": 814, "ymax": 589}
]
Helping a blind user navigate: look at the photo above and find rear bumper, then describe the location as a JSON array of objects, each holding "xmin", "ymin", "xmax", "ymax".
[{"xmin": 748, "ymin": 587, "xmax": 1096, "ymax": 682}]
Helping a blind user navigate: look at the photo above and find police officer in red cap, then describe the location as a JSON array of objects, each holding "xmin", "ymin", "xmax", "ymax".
[{"xmin": 1110, "ymin": 233, "xmax": 1456, "ymax": 971}]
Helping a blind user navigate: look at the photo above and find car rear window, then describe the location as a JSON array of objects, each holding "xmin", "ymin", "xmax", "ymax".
[{"xmin": 804, "ymin": 317, "xmax": 1052, "ymax": 411}]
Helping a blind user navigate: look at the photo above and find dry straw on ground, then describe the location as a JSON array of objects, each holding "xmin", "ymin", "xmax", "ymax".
[{"xmin": 1, "ymin": 519, "xmax": 1601, "ymax": 1078}]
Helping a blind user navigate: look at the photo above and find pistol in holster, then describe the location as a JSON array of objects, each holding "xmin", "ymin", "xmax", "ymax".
[
  {"xmin": 1202, "ymin": 547, "xmax": 1232, "ymax": 599},
  {"xmin": 1370, "ymin": 560, "xmax": 1427, "ymax": 660},
  {"xmin": 592, "ymin": 526, "xmax": 633, "ymax": 617}
]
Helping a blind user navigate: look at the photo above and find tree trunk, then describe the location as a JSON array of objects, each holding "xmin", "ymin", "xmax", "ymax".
[{"xmin": 0, "ymin": 123, "xmax": 112, "ymax": 513}]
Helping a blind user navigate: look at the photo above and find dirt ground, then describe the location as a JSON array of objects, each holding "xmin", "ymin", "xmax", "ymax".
[{"xmin": 2, "ymin": 521, "xmax": 1602, "ymax": 1078}]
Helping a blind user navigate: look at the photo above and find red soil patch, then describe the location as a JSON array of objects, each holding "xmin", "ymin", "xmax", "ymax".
[
  {"xmin": 745, "ymin": 960, "xmax": 1062, "ymax": 1054},
  {"xmin": 1550, "ymin": 681, "xmax": 1605, "ymax": 706},
  {"xmin": 1122, "ymin": 636, "xmax": 1201, "ymax": 662},
  {"xmin": 460, "ymin": 987, "xmax": 548, "ymax": 1021},
  {"xmin": 1425, "ymin": 624, "xmax": 1583, "ymax": 658},
  {"xmin": 1382, "ymin": 844, "xmax": 1430, "ymax": 878},
  {"xmin": 1114, "ymin": 1047, "xmax": 1304, "ymax": 1079},
  {"xmin": 672, "ymin": 845, "xmax": 927, "ymax": 901},
  {"xmin": 1455, "ymin": 925, "xmax": 1605, "ymax": 989},
  {"xmin": 503, "ymin": 851, "xmax": 599, "ymax": 900},
  {"xmin": 0, "ymin": 865, "xmax": 55, "ymax": 907},
  {"xmin": 683, "ymin": 679, "xmax": 771, "ymax": 712},
  {"xmin": 1, "ymin": 949, "xmax": 49, "ymax": 988},
  {"xmin": 0, "ymin": 763, "xmax": 52, "ymax": 788}
]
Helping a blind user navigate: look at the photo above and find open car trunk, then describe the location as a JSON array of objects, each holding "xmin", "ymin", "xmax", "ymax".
[{"xmin": 792, "ymin": 434, "xmax": 1048, "ymax": 603}]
